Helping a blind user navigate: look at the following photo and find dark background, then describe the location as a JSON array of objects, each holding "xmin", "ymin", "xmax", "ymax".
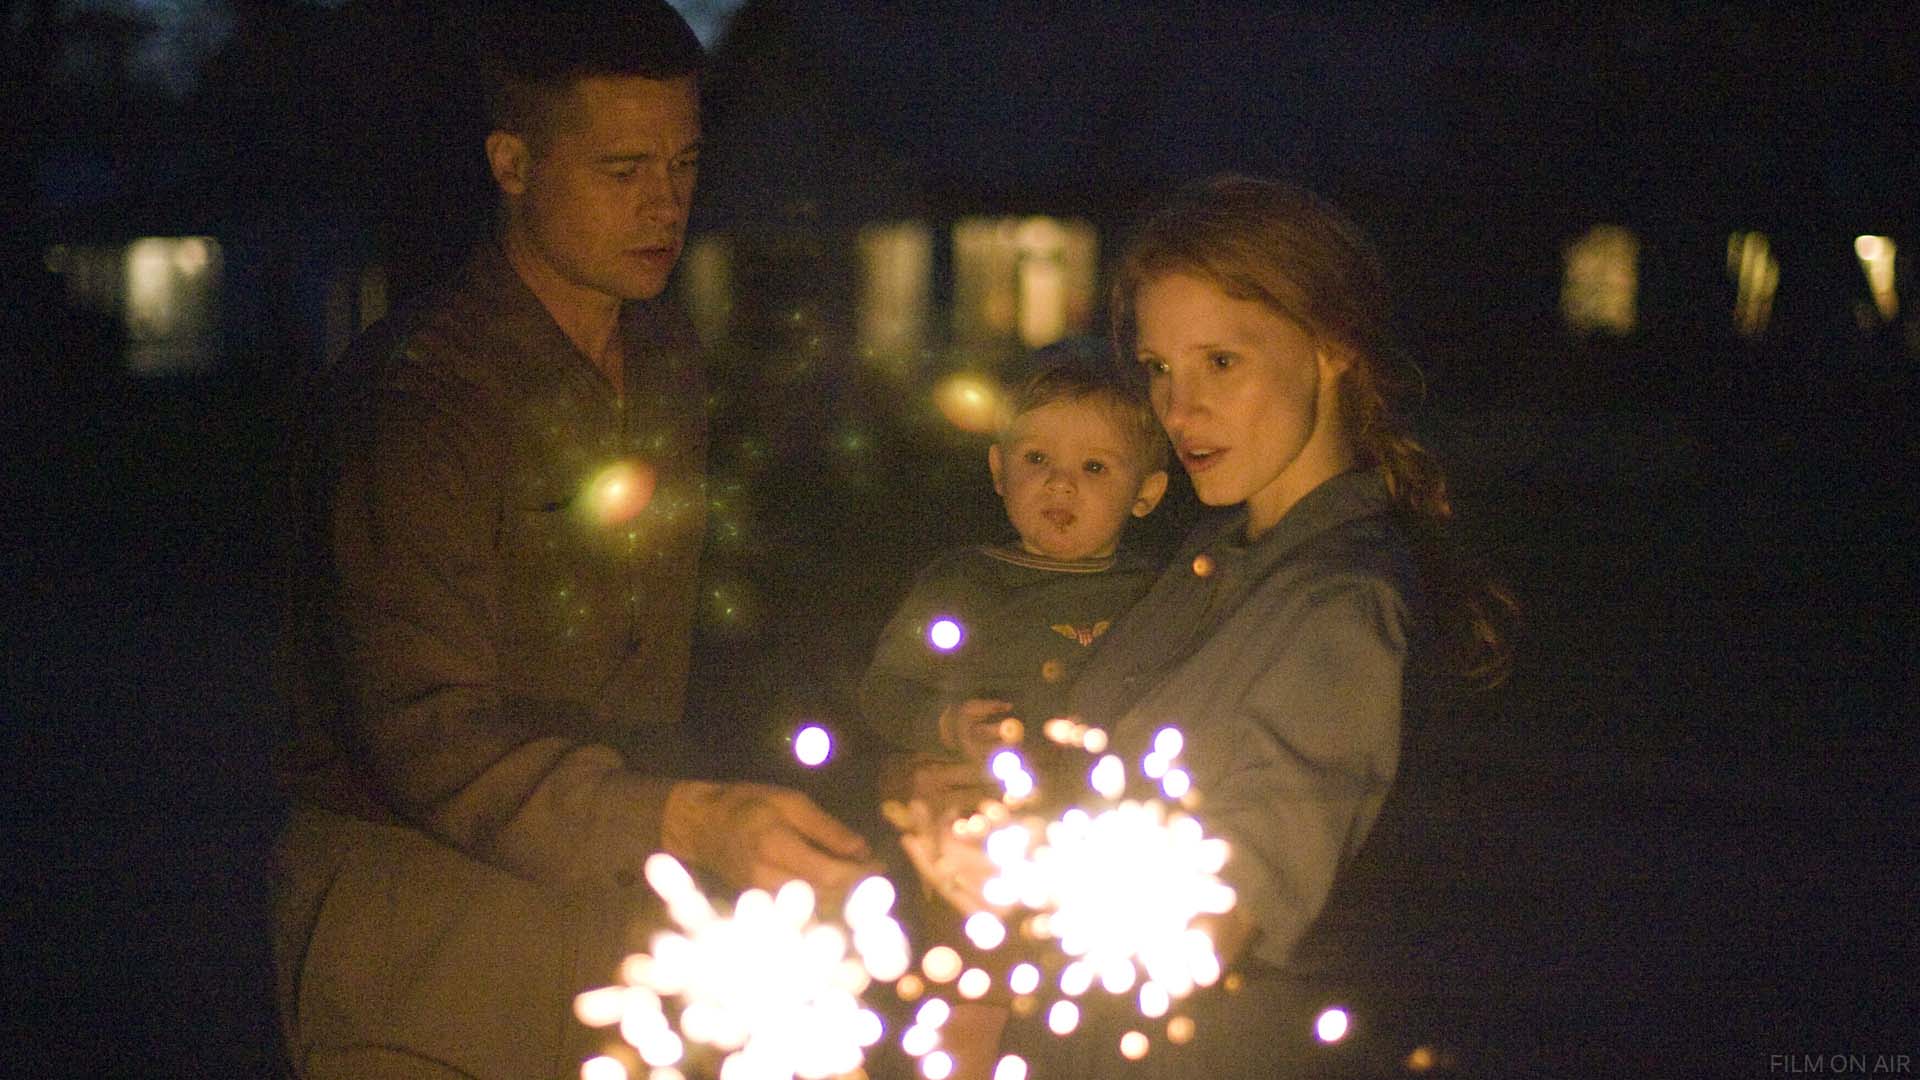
[{"xmin": 3, "ymin": 2, "xmax": 1915, "ymax": 1077}]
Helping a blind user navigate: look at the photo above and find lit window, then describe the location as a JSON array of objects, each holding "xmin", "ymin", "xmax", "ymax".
[
  {"xmin": 124, "ymin": 237, "xmax": 222, "ymax": 375},
  {"xmin": 1728, "ymin": 231, "xmax": 1779, "ymax": 340},
  {"xmin": 857, "ymin": 221, "xmax": 933, "ymax": 362},
  {"xmin": 682, "ymin": 234, "xmax": 733, "ymax": 347},
  {"xmin": 952, "ymin": 216, "xmax": 1098, "ymax": 351},
  {"xmin": 1560, "ymin": 225, "xmax": 1639, "ymax": 336},
  {"xmin": 1854, "ymin": 235, "xmax": 1898, "ymax": 324}
]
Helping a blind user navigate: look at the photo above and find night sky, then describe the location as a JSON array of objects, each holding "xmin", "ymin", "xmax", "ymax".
[{"xmin": 2, "ymin": 2, "xmax": 1915, "ymax": 1078}]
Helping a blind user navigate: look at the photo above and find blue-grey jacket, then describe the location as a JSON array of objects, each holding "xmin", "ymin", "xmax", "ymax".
[{"xmin": 1071, "ymin": 468, "xmax": 1417, "ymax": 970}]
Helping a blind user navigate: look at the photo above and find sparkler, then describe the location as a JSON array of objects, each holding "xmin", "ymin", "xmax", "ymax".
[
  {"xmin": 575, "ymin": 855, "xmax": 910, "ymax": 1080},
  {"xmin": 902, "ymin": 721, "xmax": 1237, "ymax": 1067}
]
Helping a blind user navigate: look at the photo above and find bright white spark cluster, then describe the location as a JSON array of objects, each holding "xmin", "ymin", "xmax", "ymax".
[
  {"xmin": 576, "ymin": 855, "xmax": 910, "ymax": 1080},
  {"xmin": 953, "ymin": 725, "xmax": 1236, "ymax": 1059}
]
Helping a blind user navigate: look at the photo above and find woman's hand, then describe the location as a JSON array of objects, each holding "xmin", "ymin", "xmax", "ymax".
[{"xmin": 877, "ymin": 755, "xmax": 1003, "ymax": 916}]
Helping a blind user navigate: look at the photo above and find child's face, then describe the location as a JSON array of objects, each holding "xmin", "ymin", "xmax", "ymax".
[{"xmin": 989, "ymin": 398, "xmax": 1168, "ymax": 561}]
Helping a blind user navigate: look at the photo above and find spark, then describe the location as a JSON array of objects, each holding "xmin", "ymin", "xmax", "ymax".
[
  {"xmin": 576, "ymin": 855, "xmax": 906, "ymax": 1080},
  {"xmin": 792, "ymin": 725, "xmax": 832, "ymax": 768},
  {"xmin": 967, "ymin": 726, "xmax": 1235, "ymax": 1061},
  {"xmin": 927, "ymin": 618, "xmax": 964, "ymax": 652},
  {"xmin": 957, "ymin": 968, "xmax": 991, "ymax": 1000}
]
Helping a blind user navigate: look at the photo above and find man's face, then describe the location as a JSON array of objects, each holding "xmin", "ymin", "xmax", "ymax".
[{"xmin": 495, "ymin": 74, "xmax": 701, "ymax": 302}]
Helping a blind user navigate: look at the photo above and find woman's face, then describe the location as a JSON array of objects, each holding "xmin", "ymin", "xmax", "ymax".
[{"xmin": 1134, "ymin": 272, "xmax": 1352, "ymax": 537}]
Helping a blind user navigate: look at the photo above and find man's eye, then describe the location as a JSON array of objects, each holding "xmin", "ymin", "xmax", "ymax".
[
  {"xmin": 1084, "ymin": 460, "xmax": 1107, "ymax": 475},
  {"xmin": 1140, "ymin": 358, "xmax": 1168, "ymax": 376},
  {"xmin": 1210, "ymin": 351, "xmax": 1235, "ymax": 369}
]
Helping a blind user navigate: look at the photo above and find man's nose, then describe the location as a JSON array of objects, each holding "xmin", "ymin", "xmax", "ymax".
[{"xmin": 635, "ymin": 168, "xmax": 683, "ymax": 221}]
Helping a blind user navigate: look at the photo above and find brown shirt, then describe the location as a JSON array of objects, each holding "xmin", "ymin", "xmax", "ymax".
[{"xmin": 276, "ymin": 242, "xmax": 707, "ymax": 896}]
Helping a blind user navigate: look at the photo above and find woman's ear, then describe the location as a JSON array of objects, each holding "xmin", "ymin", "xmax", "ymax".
[{"xmin": 1316, "ymin": 343, "xmax": 1354, "ymax": 381}]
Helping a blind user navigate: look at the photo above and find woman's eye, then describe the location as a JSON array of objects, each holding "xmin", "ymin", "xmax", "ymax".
[
  {"xmin": 1140, "ymin": 358, "xmax": 1168, "ymax": 376},
  {"xmin": 1209, "ymin": 351, "xmax": 1235, "ymax": 369},
  {"xmin": 1084, "ymin": 460, "xmax": 1107, "ymax": 475}
]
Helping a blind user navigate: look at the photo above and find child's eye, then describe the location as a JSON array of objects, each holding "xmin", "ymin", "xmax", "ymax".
[
  {"xmin": 1024, "ymin": 450, "xmax": 1046, "ymax": 465},
  {"xmin": 1083, "ymin": 460, "xmax": 1107, "ymax": 475}
]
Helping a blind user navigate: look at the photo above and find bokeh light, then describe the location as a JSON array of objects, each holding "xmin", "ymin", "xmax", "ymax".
[
  {"xmin": 927, "ymin": 617, "xmax": 964, "ymax": 652},
  {"xmin": 793, "ymin": 724, "xmax": 832, "ymax": 767},
  {"xmin": 1315, "ymin": 1006, "xmax": 1350, "ymax": 1044},
  {"xmin": 581, "ymin": 459, "xmax": 657, "ymax": 526},
  {"xmin": 933, "ymin": 372, "xmax": 1006, "ymax": 434}
]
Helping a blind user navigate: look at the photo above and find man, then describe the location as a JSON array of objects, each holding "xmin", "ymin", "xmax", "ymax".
[{"xmin": 271, "ymin": 5, "xmax": 873, "ymax": 1077}]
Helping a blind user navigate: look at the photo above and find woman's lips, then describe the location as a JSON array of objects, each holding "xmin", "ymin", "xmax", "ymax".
[{"xmin": 1180, "ymin": 447, "xmax": 1223, "ymax": 473}]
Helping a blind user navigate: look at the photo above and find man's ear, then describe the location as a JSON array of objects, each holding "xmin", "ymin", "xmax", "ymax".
[
  {"xmin": 1132, "ymin": 469, "xmax": 1169, "ymax": 518},
  {"xmin": 987, "ymin": 443, "xmax": 1007, "ymax": 497},
  {"xmin": 485, "ymin": 131, "xmax": 532, "ymax": 197}
]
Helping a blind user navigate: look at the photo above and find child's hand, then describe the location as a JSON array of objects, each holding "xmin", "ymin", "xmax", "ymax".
[{"xmin": 938, "ymin": 698, "xmax": 1020, "ymax": 761}]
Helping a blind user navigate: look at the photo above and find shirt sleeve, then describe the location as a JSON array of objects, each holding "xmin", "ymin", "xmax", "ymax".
[
  {"xmin": 1204, "ymin": 574, "xmax": 1408, "ymax": 968},
  {"xmin": 857, "ymin": 563, "xmax": 967, "ymax": 756},
  {"xmin": 328, "ymin": 358, "xmax": 674, "ymax": 894}
]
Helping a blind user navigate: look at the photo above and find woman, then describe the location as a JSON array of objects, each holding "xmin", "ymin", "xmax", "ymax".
[{"xmin": 1029, "ymin": 175, "xmax": 1508, "ymax": 1077}]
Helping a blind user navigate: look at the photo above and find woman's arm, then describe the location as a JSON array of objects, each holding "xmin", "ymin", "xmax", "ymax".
[{"xmin": 1203, "ymin": 574, "xmax": 1409, "ymax": 969}]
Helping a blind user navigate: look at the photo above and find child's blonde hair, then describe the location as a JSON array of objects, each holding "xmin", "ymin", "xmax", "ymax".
[{"xmin": 1000, "ymin": 340, "xmax": 1170, "ymax": 474}]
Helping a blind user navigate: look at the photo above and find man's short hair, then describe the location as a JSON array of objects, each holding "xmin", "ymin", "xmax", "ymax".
[
  {"xmin": 481, "ymin": 0, "xmax": 704, "ymax": 150},
  {"xmin": 1002, "ymin": 338, "xmax": 1170, "ymax": 473}
]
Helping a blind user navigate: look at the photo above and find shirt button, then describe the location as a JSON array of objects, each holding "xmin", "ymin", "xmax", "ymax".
[{"xmin": 1192, "ymin": 554, "xmax": 1215, "ymax": 578}]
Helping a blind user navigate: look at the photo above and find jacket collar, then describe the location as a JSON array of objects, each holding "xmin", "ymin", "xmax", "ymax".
[{"xmin": 1195, "ymin": 468, "xmax": 1396, "ymax": 574}]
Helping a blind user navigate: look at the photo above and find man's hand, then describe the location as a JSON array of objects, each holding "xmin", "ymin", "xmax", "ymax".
[
  {"xmin": 660, "ymin": 781, "xmax": 877, "ymax": 901},
  {"xmin": 938, "ymin": 698, "xmax": 1019, "ymax": 761}
]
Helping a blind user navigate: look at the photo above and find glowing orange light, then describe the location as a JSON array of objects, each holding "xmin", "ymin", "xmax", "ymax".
[
  {"xmin": 1166, "ymin": 1016, "xmax": 1195, "ymax": 1044},
  {"xmin": 933, "ymin": 373, "xmax": 1006, "ymax": 434},
  {"xmin": 582, "ymin": 459, "xmax": 656, "ymax": 526},
  {"xmin": 1120, "ymin": 1031, "xmax": 1150, "ymax": 1061}
]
